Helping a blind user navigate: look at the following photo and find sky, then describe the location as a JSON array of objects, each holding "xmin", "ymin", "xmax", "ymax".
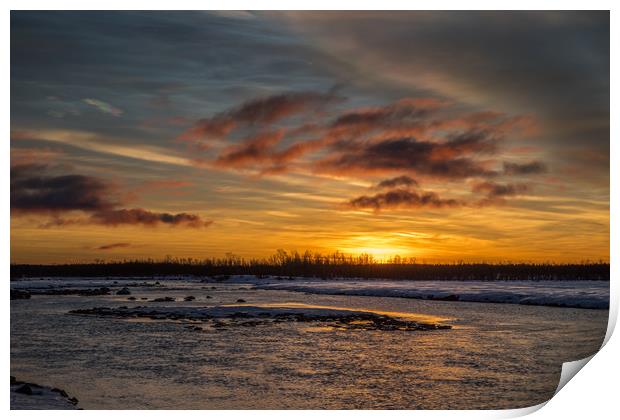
[{"xmin": 10, "ymin": 11, "xmax": 609, "ymax": 264}]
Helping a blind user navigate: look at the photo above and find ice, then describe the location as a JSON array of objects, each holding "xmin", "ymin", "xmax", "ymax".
[
  {"xmin": 244, "ymin": 278, "xmax": 609, "ymax": 309},
  {"xmin": 11, "ymin": 276, "xmax": 609, "ymax": 309},
  {"xmin": 10, "ymin": 382, "xmax": 78, "ymax": 410}
]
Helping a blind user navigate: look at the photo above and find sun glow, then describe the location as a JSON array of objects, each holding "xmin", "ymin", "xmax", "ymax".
[{"xmin": 341, "ymin": 247, "xmax": 416, "ymax": 261}]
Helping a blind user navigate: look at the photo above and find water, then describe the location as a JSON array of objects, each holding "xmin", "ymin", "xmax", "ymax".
[{"xmin": 10, "ymin": 278, "xmax": 609, "ymax": 409}]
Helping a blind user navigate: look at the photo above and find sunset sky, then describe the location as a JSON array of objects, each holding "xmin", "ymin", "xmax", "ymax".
[{"xmin": 10, "ymin": 11, "xmax": 609, "ymax": 264}]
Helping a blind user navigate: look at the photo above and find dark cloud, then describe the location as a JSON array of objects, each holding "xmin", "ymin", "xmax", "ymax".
[
  {"xmin": 347, "ymin": 188, "xmax": 462, "ymax": 211},
  {"xmin": 90, "ymin": 208, "xmax": 212, "ymax": 227},
  {"xmin": 472, "ymin": 181, "xmax": 529, "ymax": 198},
  {"xmin": 11, "ymin": 164, "xmax": 210, "ymax": 228},
  {"xmin": 11, "ymin": 164, "xmax": 117, "ymax": 212},
  {"xmin": 97, "ymin": 242, "xmax": 131, "ymax": 250},
  {"xmin": 375, "ymin": 175, "xmax": 418, "ymax": 189},
  {"xmin": 503, "ymin": 161, "xmax": 548, "ymax": 175},
  {"xmin": 317, "ymin": 135, "xmax": 498, "ymax": 179}
]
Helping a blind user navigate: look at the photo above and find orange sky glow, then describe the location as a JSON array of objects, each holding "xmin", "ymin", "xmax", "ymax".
[{"xmin": 10, "ymin": 11, "xmax": 609, "ymax": 264}]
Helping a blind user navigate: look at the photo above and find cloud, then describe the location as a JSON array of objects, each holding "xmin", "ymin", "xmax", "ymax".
[
  {"xmin": 11, "ymin": 147, "xmax": 65, "ymax": 166},
  {"xmin": 327, "ymin": 98, "xmax": 443, "ymax": 139},
  {"xmin": 175, "ymin": 91, "xmax": 549, "ymax": 215},
  {"xmin": 346, "ymin": 188, "xmax": 462, "ymax": 211},
  {"xmin": 346, "ymin": 179, "xmax": 529, "ymax": 212},
  {"xmin": 215, "ymin": 130, "xmax": 286, "ymax": 168},
  {"xmin": 90, "ymin": 208, "xmax": 212, "ymax": 228},
  {"xmin": 11, "ymin": 164, "xmax": 210, "ymax": 228},
  {"xmin": 503, "ymin": 161, "xmax": 548, "ymax": 175},
  {"xmin": 180, "ymin": 93, "xmax": 539, "ymax": 183},
  {"xmin": 280, "ymin": 12, "xmax": 608, "ymax": 128},
  {"xmin": 97, "ymin": 242, "xmax": 131, "ymax": 250},
  {"xmin": 317, "ymin": 134, "xmax": 498, "ymax": 179},
  {"xmin": 139, "ymin": 180, "xmax": 193, "ymax": 190},
  {"xmin": 472, "ymin": 181, "xmax": 529, "ymax": 198},
  {"xmin": 12, "ymin": 129, "xmax": 194, "ymax": 167},
  {"xmin": 375, "ymin": 175, "xmax": 418, "ymax": 189},
  {"xmin": 11, "ymin": 164, "xmax": 117, "ymax": 212},
  {"xmin": 179, "ymin": 90, "xmax": 340, "ymax": 142},
  {"xmin": 83, "ymin": 98, "xmax": 123, "ymax": 116},
  {"xmin": 275, "ymin": 11, "xmax": 607, "ymax": 190}
]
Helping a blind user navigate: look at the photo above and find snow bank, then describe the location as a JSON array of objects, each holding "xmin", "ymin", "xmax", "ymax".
[
  {"xmin": 10, "ymin": 380, "xmax": 79, "ymax": 410},
  {"xmin": 10, "ymin": 277, "xmax": 166, "ymax": 290},
  {"xmin": 246, "ymin": 279, "xmax": 609, "ymax": 310}
]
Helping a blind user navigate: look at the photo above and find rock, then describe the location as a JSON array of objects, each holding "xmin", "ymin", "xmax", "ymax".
[
  {"xmin": 79, "ymin": 287, "xmax": 111, "ymax": 296},
  {"xmin": 51, "ymin": 387, "xmax": 69, "ymax": 398},
  {"xmin": 15, "ymin": 384, "xmax": 33, "ymax": 395},
  {"xmin": 184, "ymin": 325, "xmax": 202, "ymax": 331},
  {"xmin": 127, "ymin": 296, "xmax": 137, "ymax": 301},
  {"xmin": 206, "ymin": 295, "xmax": 213, "ymax": 299},
  {"xmin": 236, "ymin": 299, "xmax": 246, "ymax": 303},
  {"xmin": 435, "ymin": 294, "xmax": 459, "ymax": 301},
  {"xmin": 116, "ymin": 287, "xmax": 131, "ymax": 295},
  {"xmin": 184, "ymin": 296, "xmax": 196, "ymax": 301},
  {"xmin": 10, "ymin": 376, "xmax": 17, "ymax": 385},
  {"xmin": 140, "ymin": 297, "xmax": 148, "ymax": 300},
  {"xmin": 151, "ymin": 297, "xmax": 175, "ymax": 302},
  {"xmin": 68, "ymin": 305, "xmax": 452, "ymax": 332},
  {"xmin": 10, "ymin": 289, "xmax": 31, "ymax": 300}
]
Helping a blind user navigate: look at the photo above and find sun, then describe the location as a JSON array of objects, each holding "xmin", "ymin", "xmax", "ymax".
[{"xmin": 341, "ymin": 246, "xmax": 413, "ymax": 261}]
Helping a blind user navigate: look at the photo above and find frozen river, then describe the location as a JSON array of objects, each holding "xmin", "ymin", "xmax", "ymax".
[{"xmin": 10, "ymin": 277, "xmax": 609, "ymax": 409}]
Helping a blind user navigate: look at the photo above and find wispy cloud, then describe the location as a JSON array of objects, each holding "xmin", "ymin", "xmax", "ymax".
[
  {"xmin": 12, "ymin": 129, "xmax": 194, "ymax": 167},
  {"xmin": 97, "ymin": 242, "xmax": 131, "ymax": 250},
  {"xmin": 503, "ymin": 161, "xmax": 548, "ymax": 175},
  {"xmin": 83, "ymin": 98, "xmax": 123, "ymax": 117},
  {"xmin": 374, "ymin": 175, "xmax": 418, "ymax": 189},
  {"xmin": 90, "ymin": 208, "xmax": 212, "ymax": 228}
]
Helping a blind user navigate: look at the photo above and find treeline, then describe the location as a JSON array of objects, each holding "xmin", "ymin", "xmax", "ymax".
[{"xmin": 10, "ymin": 250, "xmax": 610, "ymax": 281}]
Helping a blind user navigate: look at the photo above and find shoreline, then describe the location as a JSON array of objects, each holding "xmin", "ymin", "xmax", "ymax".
[{"xmin": 10, "ymin": 377, "xmax": 79, "ymax": 410}]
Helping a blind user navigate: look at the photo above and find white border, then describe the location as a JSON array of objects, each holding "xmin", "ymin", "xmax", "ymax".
[{"xmin": 3, "ymin": 2, "xmax": 617, "ymax": 419}]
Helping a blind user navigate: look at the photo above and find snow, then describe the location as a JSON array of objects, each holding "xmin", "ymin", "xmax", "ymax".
[
  {"xmin": 10, "ymin": 277, "xmax": 164, "ymax": 289},
  {"xmin": 244, "ymin": 278, "xmax": 609, "ymax": 309},
  {"xmin": 10, "ymin": 383, "xmax": 78, "ymax": 410},
  {"xmin": 11, "ymin": 275, "xmax": 609, "ymax": 309}
]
